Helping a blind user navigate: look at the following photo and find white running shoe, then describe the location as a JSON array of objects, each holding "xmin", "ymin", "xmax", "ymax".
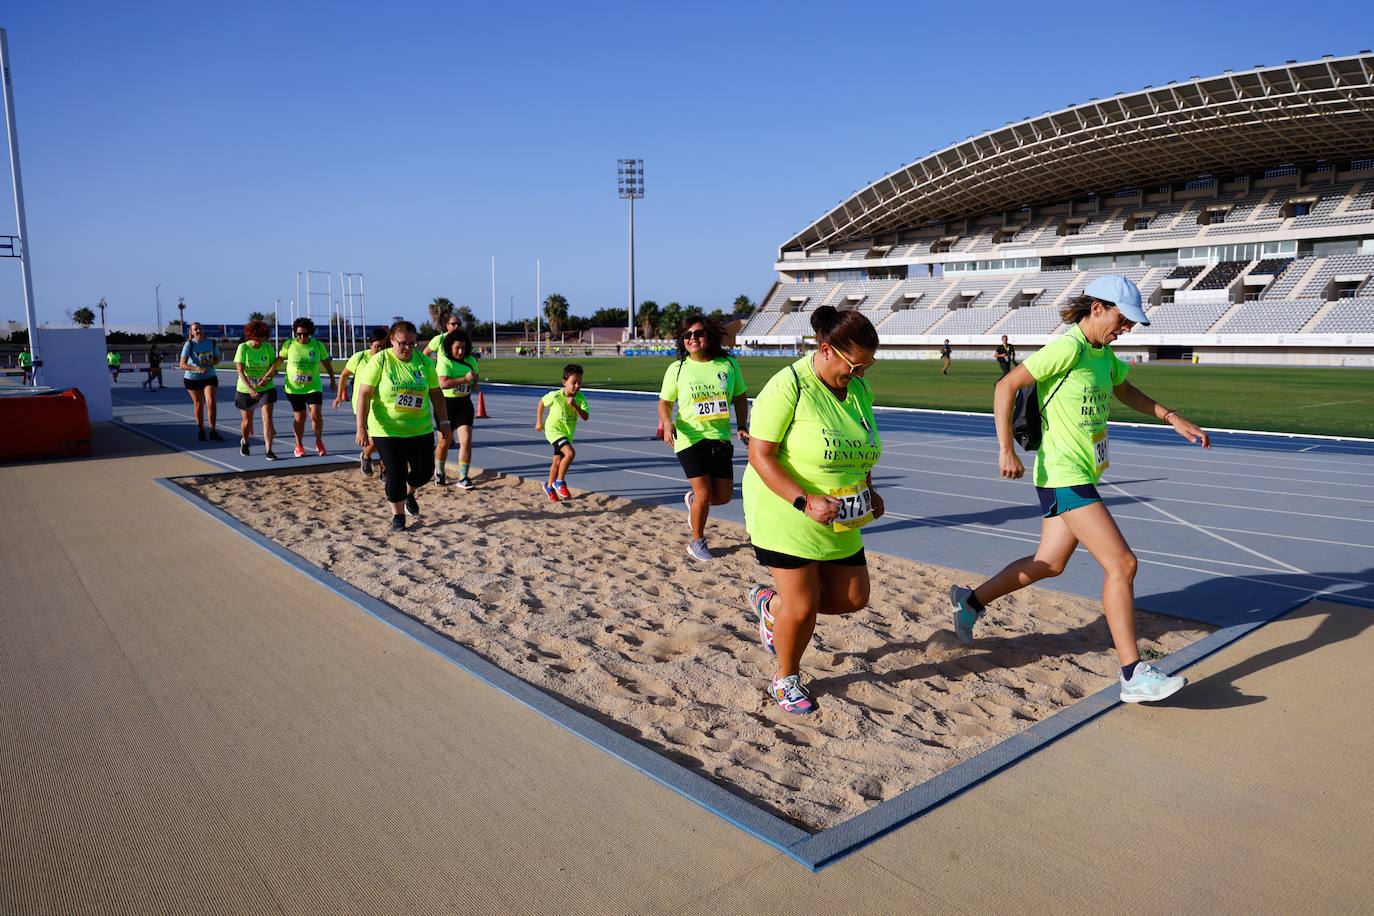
[{"xmin": 1119, "ymin": 662, "xmax": 1187, "ymax": 703}]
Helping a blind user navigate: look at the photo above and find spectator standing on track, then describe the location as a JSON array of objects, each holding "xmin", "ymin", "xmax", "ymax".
[
  {"xmin": 534, "ymin": 364, "xmax": 589, "ymax": 502},
  {"xmin": 178, "ymin": 322, "xmax": 223, "ymax": 442},
  {"xmin": 107, "ymin": 349, "xmax": 121, "ymax": 383},
  {"xmin": 233, "ymin": 320, "xmax": 280, "ymax": 460},
  {"xmin": 743, "ymin": 306, "xmax": 884, "ymax": 715},
  {"xmin": 950, "ymin": 275, "xmax": 1209, "ymax": 704},
  {"xmin": 995, "ymin": 335, "xmax": 1017, "ymax": 377},
  {"xmin": 354, "ymin": 320, "xmax": 449, "ymax": 531},
  {"xmin": 434, "ymin": 329, "xmax": 480, "ymax": 489},
  {"xmin": 940, "ymin": 339, "xmax": 952, "ymax": 375},
  {"xmin": 18, "ymin": 345, "xmax": 33, "ymax": 384},
  {"xmin": 335, "ymin": 327, "xmax": 390, "ymax": 477},
  {"xmin": 278, "ymin": 317, "xmax": 335, "ymax": 458},
  {"xmin": 657, "ymin": 312, "xmax": 749, "ymax": 562},
  {"xmin": 143, "ymin": 345, "xmax": 165, "ymax": 390}
]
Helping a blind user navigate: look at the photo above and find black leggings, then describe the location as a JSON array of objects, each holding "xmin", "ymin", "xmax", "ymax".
[{"xmin": 372, "ymin": 434, "xmax": 435, "ymax": 503}]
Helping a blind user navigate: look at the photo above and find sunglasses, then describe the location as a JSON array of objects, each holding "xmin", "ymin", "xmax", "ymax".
[
  {"xmin": 827, "ymin": 345, "xmax": 876, "ymax": 375},
  {"xmin": 683, "ymin": 329, "xmax": 708, "ymax": 340}
]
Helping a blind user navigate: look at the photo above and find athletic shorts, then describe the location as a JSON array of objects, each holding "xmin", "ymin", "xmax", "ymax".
[
  {"xmin": 752, "ymin": 545, "xmax": 866, "ymax": 570},
  {"xmin": 551, "ymin": 436, "xmax": 572, "ymax": 456},
  {"xmin": 183, "ymin": 376, "xmax": 218, "ymax": 391},
  {"xmin": 234, "ymin": 388, "xmax": 278, "ymax": 411},
  {"xmin": 1036, "ymin": 484, "xmax": 1102, "ymax": 518},
  {"xmin": 286, "ymin": 390, "xmax": 324, "ymax": 412},
  {"xmin": 676, "ymin": 438, "xmax": 734, "ymax": 481},
  {"xmin": 446, "ymin": 396, "xmax": 475, "ymax": 428}
]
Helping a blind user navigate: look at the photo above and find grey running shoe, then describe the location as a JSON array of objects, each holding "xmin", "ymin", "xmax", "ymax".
[
  {"xmin": 390, "ymin": 514, "xmax": 406, "ymax": 532},
  {"xmin": 1120, "ymin": 662, "xmax": 1187, "ymax": 703},
  {"xmin": 686, "ymin": 538, "xmax": 712, "ymax": 562},
  {"xmin": 950, "ymin": 585, "xmax": 983, "ymax": 646}
]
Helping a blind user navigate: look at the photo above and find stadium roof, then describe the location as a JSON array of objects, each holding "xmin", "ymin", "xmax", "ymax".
[{"xmin": 782, "ymin": 53, "xmax": 1374, "ymax": 254}]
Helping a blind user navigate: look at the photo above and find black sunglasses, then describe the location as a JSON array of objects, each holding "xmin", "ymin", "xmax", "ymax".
[{"xmin": 683, "ymin": 330, "xmax": 708, "ymax": 340}]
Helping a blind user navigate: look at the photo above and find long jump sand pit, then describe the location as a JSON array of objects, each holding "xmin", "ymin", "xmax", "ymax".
[{"xmin": 183, "ymin": 466, "xmax": 1207, "ymax": 831}]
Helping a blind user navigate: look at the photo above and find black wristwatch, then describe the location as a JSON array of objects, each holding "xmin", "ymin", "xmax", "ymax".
[{"xmin": 792, "ymin": 494, "xmax": 807, "ymax": 512}]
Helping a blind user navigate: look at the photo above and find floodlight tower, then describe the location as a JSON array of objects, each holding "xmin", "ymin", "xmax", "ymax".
[{"xmin": 617, "ymin": 159, "xmax": 644, "ymax": 340}]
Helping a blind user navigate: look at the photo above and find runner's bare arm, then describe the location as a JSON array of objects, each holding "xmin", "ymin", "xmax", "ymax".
[
  {"xmin": 1113, "ymin": 381, "xmax": 1210, "ymax": 448},
  {"xmin": 657, "ymin": 398, "xmax": 676, "ymax": 445},
  {"xmin": 994, "ymin": 364, "xmax": 1034, "ymax": 478},
  {"xmin": 733, "ymin": 394, "xmax": 750, "ymax": 442},
  {"xmin": 747, "ymin": 436, "xmax": 840, "ymax": 524}
]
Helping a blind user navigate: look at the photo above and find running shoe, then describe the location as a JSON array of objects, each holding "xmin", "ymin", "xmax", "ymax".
[
  {"xmin": 404, "ymin": 494, "xmax": 420, "ymax": 517},
  {"xmin": 208, "ymin": 429, "xmax": 223, "ymax": 442},
  {"xmin": 294, "ymin": 444, "xmax": 306, "ymax": 459},
  {"xmin": 360, "ymin": 452, "xmax": 373, "ymax": 476},
  {"xmin": 315, "ymin": 442, "xmax": 328, "ymax": 457},
  {"xmin": 456, "ymin": 476, "xmax": 475, "ymax": 490},
  {"xmin": 197, "ymin": 428, "xmax": 207, "ymax": 442},
  {"xmin": 435, "ymin": 470, "xmax": 449, "ymax": 486},
  {"xmin": 949, "ymin": 585, "xmax": 984, "ymax": 646},
  {"xmin": 749, "ymin": 584, "xmax": 777, "ymax": 656},
  {"xmin": 555, "ymin": 480, "xmax": 572, "ymax": 499},
  {"xmin": 265, "ymin": 449, "xmax": 279, "ymax": 462},
  {"xmin": 1119, "ymin": 662, "xmax": 1187, "ymax": 704},
  {"xmin": 769, "ymin": 674, "xmax": 817, "ymax": 715},
  {"xmin": 240, "ymin": 439, "xmax": 250, "ymax": 457},
  {"xmin": 390, "ymin": 514, "xmax": 406, "ymax": 532},
  {"xmin": 686, "ymin": 538, "xmax": 712, "ymax": 562},
  {"xmin": 543, "ymin": 483, "xmax": 559, "ymax": 502}
]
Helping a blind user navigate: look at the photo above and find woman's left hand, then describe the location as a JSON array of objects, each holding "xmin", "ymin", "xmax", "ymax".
[
  {"xmin": 737, "ymin": 428, "xmax": 750, "ymax": 444},
  {"xmin": 871, "ymin": 489, "xmax": 885, "ymax": 520},
  {"xmin": 1169, "ymin": 414, "xmax": 1211, "ymax": 449}
]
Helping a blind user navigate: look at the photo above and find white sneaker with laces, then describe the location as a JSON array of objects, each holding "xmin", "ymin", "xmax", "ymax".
[{"xmin": 1119, "ymin": 661, "xmax": 1187, "ymax": 703}]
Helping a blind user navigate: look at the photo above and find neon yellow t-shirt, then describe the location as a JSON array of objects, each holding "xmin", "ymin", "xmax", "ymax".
[
  {"xmin": 19, "ymin": 351, "xmax": 32, "ymax": 367},
  {"xmin": 426, "ymin": 333, "xmax": 446, "ymax": 355},
  {"xmin": 659, "ymin": 356, "xmax": 747, "ymax": 453},
  {"xmin": 343, "ymin": 349, "xmax": 373, "ymax": 376},
  {"xmin": 540, "ymin": 389, "xmax": 589, "ymax": 443},
  {"xmin": 233, "ymin": 341, "xmax": 277, "ymax": 394},
  {"xmin": 106, "ymin": 352, "xmax": 120, "ymax": 367},
  {"xmin": 1022, "ymin": 323, "xmax": 1129, "ymax": 488},
  {"xmin": 436, "ymin": 352, "xmax": 479, "ymax": 399},
  {"xmin": 742, "ymin": 355, "xmax": 882, "ymax": 561},
  {"xmin": 358, "ymin": 348, "xmax": 439, "ymax": 438},
  {"xmin": 278, "ymin": 338, "xmax": 330, "ymax": 394}
]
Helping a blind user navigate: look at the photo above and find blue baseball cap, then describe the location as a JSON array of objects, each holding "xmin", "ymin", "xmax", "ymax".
[{"xmin": 1083, "ymin": 274, "xmax": 1149, "ymax": 326}]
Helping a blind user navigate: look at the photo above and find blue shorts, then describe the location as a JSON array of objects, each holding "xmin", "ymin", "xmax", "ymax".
[{"xmin": 1036, "ymin": 484, "xmax": 1102, "ymax": 518}]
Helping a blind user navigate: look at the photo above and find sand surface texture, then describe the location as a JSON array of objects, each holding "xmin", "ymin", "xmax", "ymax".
[{"xmin": 185, "ymin": 467, "xmax": 1206, "ymax": 830}]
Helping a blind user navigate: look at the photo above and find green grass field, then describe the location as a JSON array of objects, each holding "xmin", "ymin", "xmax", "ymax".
[{"xmin": 475, "ymin": 356, "xmax": 1374, "ymax": 439}]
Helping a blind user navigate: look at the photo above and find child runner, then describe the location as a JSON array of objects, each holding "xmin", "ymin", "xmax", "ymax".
[
  {"xmin": 278, "ymin": 317, "xmax": 335, "ymax": 458},
  {"xmin": 335, "ymin": 327, "xmax": 389, "ymax": 476},
  {"xmin": 657, "ymin": 312, "xmax": 748, "ymax": 561},
  {"xmin": 435, "ymin": 329, "xmax": 480, "ymax": 489},
  {"xmin": 178, "ymin": 322, "xmax": 223, "ymax": 441},
  {"xmin": 233, "ymin": 320, "xmax": 280, "ymax": 460},
  {"xmin": 950, "ymin": 275, "xmax": 1209, "ymax": 704},
  {"xmin": 534, "ymin": 364, "xmax": 589, "ymax": 502}
]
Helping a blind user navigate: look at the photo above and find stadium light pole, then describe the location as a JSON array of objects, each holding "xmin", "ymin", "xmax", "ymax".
[
  {"xmin": 490, "ymin": 256, "xmax": 497, "ymax": 357},
  {"xmin": 154, "ymin": 284, "xmax": 162, "ymax": 335},
  {"xmin": 1, "ymin": 28, "xmax": 41, "ymax": 386},
  {"xmin": 617, "ymin": 159, "xmax": 644, "ymax": 341}
]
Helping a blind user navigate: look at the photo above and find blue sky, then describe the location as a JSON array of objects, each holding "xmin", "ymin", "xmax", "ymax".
[{"xmin": 0, "ymin": 0, "xmax": 1363, "ymax": 329}]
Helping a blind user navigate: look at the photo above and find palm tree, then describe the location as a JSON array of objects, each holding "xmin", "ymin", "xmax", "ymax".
[
  {"xmin": 247, "ymin": 311, "xmax": 267, "ymax": 323},
  {"xmin": 428, "ymin": 297, "xmax": 455, "ymax": 329},
  {"xmin": 454, "ymin": 305, "xmax": 477, "ymax": 332},
  {"xmin": 637, "ymin": 300, "xmax": 660, "ymax": 339},
  {"xmin": 656, "ymin": 302, "xmax": 683, "ymax": 339},
  {"xmin": 543, "ymin": 293, "xmax": 569, "ymax": 337},
  {"xmin": 732, "ymin": 294, "xmax": 755, "ymax": 319},
  {"xmin": 72, "ymin": 307, "xmax": 96, "ymax": 327}
]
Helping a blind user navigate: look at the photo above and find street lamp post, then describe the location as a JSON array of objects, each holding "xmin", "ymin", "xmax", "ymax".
[
  {"xmin": 617, "ymin": 159, "xmax": 644, "ymax": 341},
  {"xmin": 154, "ymin": 284, "xmax": 162, "ymax": 336},
  {"xmin": 177, "ymin": 297, "xmax": 185, "ymax": 336}
]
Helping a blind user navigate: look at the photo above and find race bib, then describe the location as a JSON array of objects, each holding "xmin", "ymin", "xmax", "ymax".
[
  {"xmin": 829, "ymin": 483, "xmax": 873, "ymax": 532},
  {"xmin": 693, "ymin": 396, "xmax": 729, "ymax": 421},
  {"xmin": 395, "ymin": 392, "xmax": 425, "ymax": 412},
  {"xmin": 294, "ymin": 372, "xmax": 313, "ymax": 384},
  {"xmin": 454, "ymin": 382, "xmax": 471, "ymax": 396},
  {"xmin": 1093, "ymin": 429, "xmax": 1110, "ymax": 473}
]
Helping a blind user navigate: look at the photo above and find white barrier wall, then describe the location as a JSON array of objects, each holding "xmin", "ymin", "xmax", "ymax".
[{"xmin": 35, "ymin": 327, "xmax": 113, "ymax": 422}]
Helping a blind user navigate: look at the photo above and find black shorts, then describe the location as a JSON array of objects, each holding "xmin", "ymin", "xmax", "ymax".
[
  {"xmin": 551, "ymin": 436, "xmax": 572, "ymax": 456},
  {"xmin": 753, "ymin": 545, "xmax": 866, "ymax": 569},
  {"xmin": 234, "ymin": 388, "xmax": 278, "ymax": 411},
  {"xmin": 183, "ymin": 376, "xmax": 218, "ymax": 391},
  {"xmin": 286, "ymin": 390, "xmax": 324, "ymax": 412},
  {"xmin": 676, "ymin": 438, "xmax": 735, "ymax": 481},
  {"xmin": 446, "ymin": 396, "xmax": 475, "ymax": 428}
]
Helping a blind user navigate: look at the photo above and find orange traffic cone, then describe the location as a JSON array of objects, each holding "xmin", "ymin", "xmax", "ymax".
[{"xmin": 475, "ymin": 391, "xmax": 490, "ymax": 419}]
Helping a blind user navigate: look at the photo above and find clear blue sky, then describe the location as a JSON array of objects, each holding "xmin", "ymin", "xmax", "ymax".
[{"xmin": 0, "ymin": 0, "xmax": 1363, "ymax": 329}]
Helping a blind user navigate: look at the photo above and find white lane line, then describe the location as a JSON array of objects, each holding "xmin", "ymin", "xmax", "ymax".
[
  {"xmin": 1104, "ymin": 482, "xmax": 1308, "ymax": 575},
  {"xmin": 1297, "ymin": 400, "xmax": 1368, "ymax": 409},
  {"xmin": 1300, "ymin": 445, "xmax": 1321, "ymax": 452}
]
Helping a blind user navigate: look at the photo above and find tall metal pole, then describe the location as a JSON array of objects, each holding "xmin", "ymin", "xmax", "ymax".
[
  {"xmin": 628, "ymin": 195, "xmax": 635, "ymax": 341},
  {"xmin": 357, "ymin": 274, "xmax": 366, "ymax": 343},
  {"xmin": 274, "ymin": 299, "xmax": 281, "ymax": 347},
  {"xmin": 1, "ymin": 29, "xmax": 40, "ymax": 385},
  {"xmin": 535, "ymin": 258, "xmax": 541, "ymax": 358},
  {"xmin": 490, "ymin": 256, "xmax": 497, "ymax": 357},
  {"xmin": 155, "ymin": 284, "xmax": 162, "ymax": 335},
  {"xmin": 617, "ymin": 159, "xmax": 643, "ymax": 342}
]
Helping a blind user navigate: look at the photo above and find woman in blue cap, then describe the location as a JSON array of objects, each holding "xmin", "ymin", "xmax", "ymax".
[{"xmin": 949, "ymin": 274, "xmax": 1210, "ymax": 704}]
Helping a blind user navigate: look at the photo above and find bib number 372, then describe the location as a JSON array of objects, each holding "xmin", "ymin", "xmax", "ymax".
[{"xmin": 829, "ymin": 484, "xmax": 873, "ymax": 532}]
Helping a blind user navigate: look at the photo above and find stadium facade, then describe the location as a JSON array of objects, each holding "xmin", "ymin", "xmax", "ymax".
[{"xmin": 742, "ymin": 53, "xmax": 1374, "ymax": 366}]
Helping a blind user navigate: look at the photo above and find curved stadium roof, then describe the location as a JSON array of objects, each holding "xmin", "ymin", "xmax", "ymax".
[{"xmin": 783, "ymin": 53, "xmax": 1374, "ymax": 254}]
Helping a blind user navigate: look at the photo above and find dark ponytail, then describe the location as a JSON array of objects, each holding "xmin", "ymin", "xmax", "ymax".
[{"xmin": 811, "ymin": 305, "xmax": 879, "ymax": 353}]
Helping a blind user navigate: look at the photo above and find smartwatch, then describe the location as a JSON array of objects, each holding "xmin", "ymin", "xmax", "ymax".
[{"xmin": 792, "ymin": 494, "xmax": 807, "ymax": 512}]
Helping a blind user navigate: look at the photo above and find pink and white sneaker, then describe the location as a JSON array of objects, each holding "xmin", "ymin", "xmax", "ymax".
[
  {"xmin": 749, "ymin": 584, "xmax": 777, "ymax": 656},
  {"xmin": 769, "ymin": 674, "xmax": 817, "ymax": 715}
]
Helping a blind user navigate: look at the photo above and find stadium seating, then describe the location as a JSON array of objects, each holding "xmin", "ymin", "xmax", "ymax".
[
  {"xmin": 1214, "ymin": 299, "xmax": 1323, "ymax": 333},
  {"xmin": 1314, "ymin": 298, "xmax": 1374, "ymax": 333}
]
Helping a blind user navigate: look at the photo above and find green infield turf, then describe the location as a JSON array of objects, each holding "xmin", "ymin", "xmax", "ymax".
[{"xmin": 478, "ymin": 356, "xmax": 1374, "ymax": 439}]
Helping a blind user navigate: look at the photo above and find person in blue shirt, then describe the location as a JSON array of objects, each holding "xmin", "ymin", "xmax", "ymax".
[{"xmin": 178, "ymin": 322, "xmax": 223, "ymax": 442}]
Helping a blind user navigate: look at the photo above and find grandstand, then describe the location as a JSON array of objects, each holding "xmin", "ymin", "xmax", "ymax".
[{"xmin": 741, "ymin": 53, "xmax": 1374, "ymax": 366}]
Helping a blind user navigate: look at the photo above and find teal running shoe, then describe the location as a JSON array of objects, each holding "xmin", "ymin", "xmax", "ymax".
[
  {"xmin": 1119, "ymin": 662, "xmax": 1187, "ymax": 703},
  {"xmin": 949, "ymin": 585, "xmax": 983, "ymax": 646}
]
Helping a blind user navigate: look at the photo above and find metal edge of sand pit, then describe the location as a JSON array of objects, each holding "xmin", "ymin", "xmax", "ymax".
[{"xmin": 154, "ymin": 467, "xmax": 1369, "ymax": 872}]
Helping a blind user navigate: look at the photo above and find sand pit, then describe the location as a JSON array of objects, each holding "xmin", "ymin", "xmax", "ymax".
[{"xmin": 183, "ymin": 466, "xmax": 1208, "ymax": 830}]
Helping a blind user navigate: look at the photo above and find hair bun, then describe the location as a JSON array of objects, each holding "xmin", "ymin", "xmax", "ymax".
[{"xmin": 810, "ymin": 305, "xmax": 841, "ymax": 336}]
